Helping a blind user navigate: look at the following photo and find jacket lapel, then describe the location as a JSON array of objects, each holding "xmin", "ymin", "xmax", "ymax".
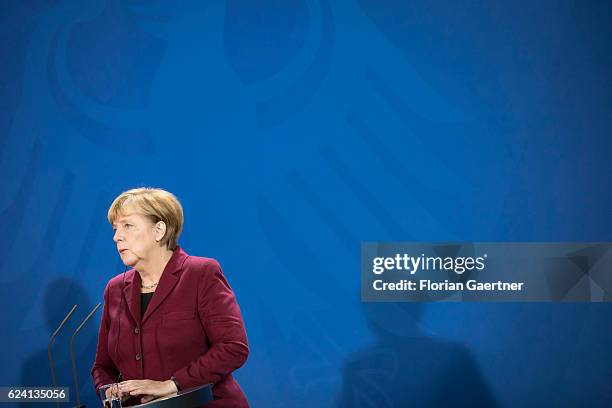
[
  {"xmin": 141, "ymin": 247, "xmax": 189, "ymax": 325},
  {"xmin": 122, "ymin": 270, "xmax": 141, "ymax": 325}
]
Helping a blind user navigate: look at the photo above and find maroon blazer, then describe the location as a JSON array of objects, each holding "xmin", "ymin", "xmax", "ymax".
[{"xmin": 91, "ymin": 247, "xmax": 249, "ymax": 407}]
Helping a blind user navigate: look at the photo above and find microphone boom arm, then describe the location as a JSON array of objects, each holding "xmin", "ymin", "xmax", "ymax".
[
  {"xmin": 48, "ymin": 304, "xmax": 77, "ymax": 408},
  {"xmin": 70, "ymin": 303, "xmax": 101, "ymax": 408}
]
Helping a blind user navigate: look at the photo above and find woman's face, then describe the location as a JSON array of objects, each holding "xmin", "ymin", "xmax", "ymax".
[{"xmin": 112, "ymin": 211, "xmax": 159, "ymax": 268}]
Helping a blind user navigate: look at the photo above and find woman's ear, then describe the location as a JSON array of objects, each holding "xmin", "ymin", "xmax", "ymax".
[{"xmin": 154, "ymin": 221, "xmax": 167, "ymax": 242}]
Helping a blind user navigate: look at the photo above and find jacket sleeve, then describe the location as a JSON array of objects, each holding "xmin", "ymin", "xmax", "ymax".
[
  {"xmin": 91, "ymin": 283, "xmax": 120, "ymax": 393},
  {"xmin": 173, "ymin": 260, "xmax": 249, "ymax": 389}
]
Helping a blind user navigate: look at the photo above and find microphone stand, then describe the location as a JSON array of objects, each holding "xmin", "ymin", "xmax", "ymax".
[
  {"xmin": 70, "ymin": 303, "xmax": 101, "ymax": 408},
  {"xmin": 48, "ymin": 304, "xmax": 77, "ymax": 408}
]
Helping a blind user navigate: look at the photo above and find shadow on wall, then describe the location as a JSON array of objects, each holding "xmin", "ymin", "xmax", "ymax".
[
  {"xmin": 20, "ymin": 278, "xmax": 99, "ymax": 407},
  {"xmin": 337, "ymin": 302, "xmax": 498, "ymax": 408}
]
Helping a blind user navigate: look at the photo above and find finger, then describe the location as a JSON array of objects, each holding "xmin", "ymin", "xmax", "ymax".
[
  {"xmin": 119, "ymin": 380, "xmax": 141, "ymax": 386},
  {"xmin": 131, "ymin": 386, "xmax": 157, "ymax": 397},
  {"xmin": 128, "ymin": 388, "xmax": 146, "ymax": 396},
  {"xmin": 141, "ymin": 395, "xmax": 155, "ymax": 403},
  {"xmin": 119, "ymin": 383, "xmax": 142, "ymax": 393},
  {"xmin": 120, "ymin": 380, "xmax": 146, "ymax": 389}
]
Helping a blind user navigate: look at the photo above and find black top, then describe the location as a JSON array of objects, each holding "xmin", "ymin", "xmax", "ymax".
[{"xmin": 141, "ymin": 292, "xmax": 154, "ymax": 318}]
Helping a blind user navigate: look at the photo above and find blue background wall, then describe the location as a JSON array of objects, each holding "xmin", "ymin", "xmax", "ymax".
[{"xmin": 1, "ymin": 1, "xmax": 611, "ymax": 407}]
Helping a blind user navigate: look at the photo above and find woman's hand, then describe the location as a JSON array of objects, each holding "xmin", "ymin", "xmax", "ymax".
[{"xmin": 118, "ymin": 379, "xmax": 178, "ymax": 403}]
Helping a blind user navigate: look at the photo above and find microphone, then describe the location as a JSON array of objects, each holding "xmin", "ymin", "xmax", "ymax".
[
  {"xmin": 70, "ymin": 303, "xmax": 101, "ymax": 408},
  {"xmin": 48, "ymin": 304, "xmax": 77, "ymax": 408}
]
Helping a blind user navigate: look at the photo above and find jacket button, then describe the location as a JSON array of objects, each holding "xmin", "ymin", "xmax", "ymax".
[
  {"xmin": 135, "ymin": 353, "xmax": 141, "ymax": 361},
  {"xmin": 134, "ymin": 327, "xmax": 140, "ymax": 334}
]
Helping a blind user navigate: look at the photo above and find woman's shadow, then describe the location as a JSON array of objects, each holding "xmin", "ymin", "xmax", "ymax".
[
  {"xmin": 20, "ymin": 278, "xmax": 99, "ymax": 407},
  {"xmin": 337, "ymin": 302, "xmax": 498, "ymax": 408}
]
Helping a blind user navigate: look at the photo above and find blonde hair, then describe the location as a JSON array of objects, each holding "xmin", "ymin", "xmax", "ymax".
[{"xmin": 108, "ymin": 187, "xmax": 184, "ymax": 250}]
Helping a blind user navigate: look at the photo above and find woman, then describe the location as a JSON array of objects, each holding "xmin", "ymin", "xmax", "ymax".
[{"xmin": 92, "ymin": 188, "xmax": 249, "ymax": 407}]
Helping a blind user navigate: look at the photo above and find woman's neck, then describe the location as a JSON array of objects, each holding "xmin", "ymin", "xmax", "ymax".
[{"xmin": 137, "ymin": 247, "xmax": 174, "ymax": 285}]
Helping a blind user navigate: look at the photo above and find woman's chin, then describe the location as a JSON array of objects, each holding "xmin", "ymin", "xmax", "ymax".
[{"xmin": 120, "ymin": 253, "xmax": 137, "ymax": 267}]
